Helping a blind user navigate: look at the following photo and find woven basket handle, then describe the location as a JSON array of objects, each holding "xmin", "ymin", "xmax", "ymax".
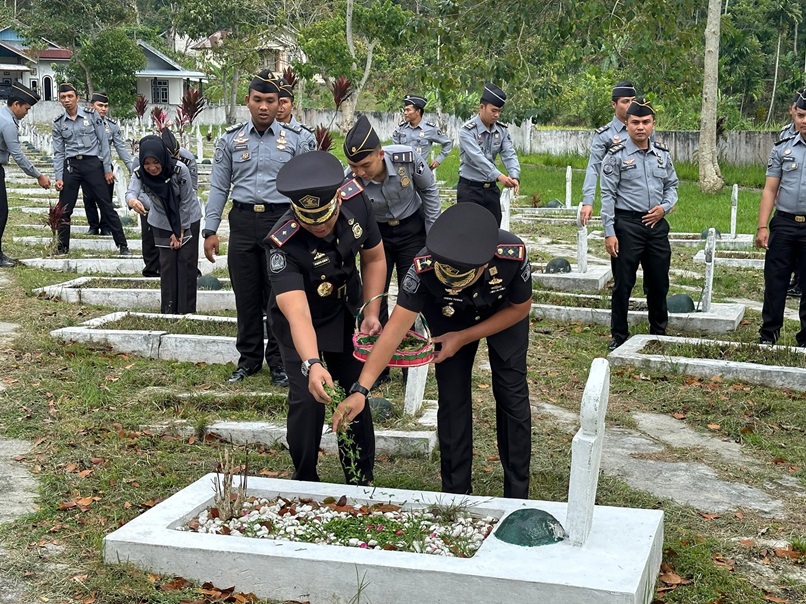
[{"xmin": 354, "ymin": 292, "xmax": 432, "ymax": 343}]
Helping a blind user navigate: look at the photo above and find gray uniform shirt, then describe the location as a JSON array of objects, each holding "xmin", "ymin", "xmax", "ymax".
[
  {"xmin": 346, "ymin": 145, "xmax": 441, "ymax": 231},
  {"xmin": 582, "ymin": 116, "xmax": 628, "ymax": 206},
  {"xmin": 600, "ymin": 138, "xmax": 679, "ymax": 238},
  {"xmin": 204, "ymin": 119, "xmax": 311, "ymax": 233},
  {"xmin": 766, "ymin": 134, "xmax": 806, "ymax": 214},
  {"xmin": 102, "ymin": 117, "xmax": 133, "ymax": 172},
  {"xmin": 0, "ymin": 105, "xmax": 40, "ymax": 178},
  {"xmin": 458, "ymin": 114, "xmax": 519, "ymax": 182},
  {"xmin": 177, "ymin": 147, "xmax": 198, "ymax": 191},
  {"xmin": 52, "ymin": 106, "xmax": 112, "ymax": 180},
  {"xmin": 126, "ymin": 161, "xmax": 201, "ymax": 231},
  {"xmin": 392, "ymin": 119, "xmax": 453, "ymax": 164},
  {"xmin": 289, "ymin": 116, "xmax": 316, "ymax": 150}
]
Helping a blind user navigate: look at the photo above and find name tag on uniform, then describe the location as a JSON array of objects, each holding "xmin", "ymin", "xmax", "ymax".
[
  {"xmin": 312, "ymin": 251, "xmax": 330, "ymax": 268},
  {"xmin": 233, "ymin": 143, "xmax": 248, "ymax": 152}
]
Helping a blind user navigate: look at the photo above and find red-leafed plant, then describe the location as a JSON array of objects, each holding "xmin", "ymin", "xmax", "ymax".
[
  {"xmin": 151, "ymin": 106, "xmax": 171, "ymax": 131},
  {"xmin": 134, "ymin": 95, "xmax": 148, "ymax": 123},
  {"xmin": 175, "ymin": 89, "xmax": 206, "ymax": 139},
  {"xmin": 282, "ymin": 66, "xmax": 297, "ymax": 90},
  {"xmin": 315, "ymin": 125, "xmax": 333, "ymax": 151},
  {"xmin": 330, "ymin": 75, "xmax": 352, "ymax": 110},
  {"xmin": 47, "ymin": 201, "xmax": 66, "ymax": 234}
]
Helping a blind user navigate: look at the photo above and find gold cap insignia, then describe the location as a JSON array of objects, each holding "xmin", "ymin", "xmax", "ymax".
[{"xmin": 299, "ymin": 195, "xmax": 319, "ymax": 209}]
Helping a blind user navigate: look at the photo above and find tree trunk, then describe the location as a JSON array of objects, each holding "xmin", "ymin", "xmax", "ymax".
[
  {"xmin": 766, "ymin": 33, "xmax": 782, "ymax": 127},
  {"xmin": 699, "ymin": 0, "xmax": 724, "ymax": 193},
  {"xmin": 228, "ymin": 65, "xmax": 240, "ymax": 125},
  {"xmin": 340, "ymin": 39, "xmax": 376, "ymax": 133}
]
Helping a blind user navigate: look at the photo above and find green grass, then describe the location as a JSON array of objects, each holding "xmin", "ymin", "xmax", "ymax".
[
  {"xmin": 105, "ymin": 314, "xmax": 238, "ymax": 337},
  {"xmin": 642, "ymin": 339, "xmax": 806, "ymax": 368}
]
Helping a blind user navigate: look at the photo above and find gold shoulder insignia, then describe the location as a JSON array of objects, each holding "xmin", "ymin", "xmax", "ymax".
[
  {"xmin": 339, "ymin": 178, "xmax": 364, "ymax": 200},
  {"xmin": 413, "ymin": 255, "xmax": 435, "ymax": 273},
  {"xmin": 463, "ymin": 121, "xmax": 475, "ymax": 130},
  {"xmin": 391, "ymin": 150, "xmax": 414, "ymax": 163},
  {"xmin": 269, "ymin": 219, "xmax": 300, "ymax": 248},
  {"xmin": 494, "ymin": 243, "xmax": 525, "ymax": 261},
  {"xmin": 607, "ymin": 143, "xmax": 625, "ymax": 155}
]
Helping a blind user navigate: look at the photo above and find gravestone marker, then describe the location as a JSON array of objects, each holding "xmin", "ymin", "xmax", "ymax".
[
  {"xmin": 703, "ymin": 227, "xmax": 716, "ymax": 313},
  {"xmin": 576, "ymin": 202, "xmax": 588, "ymax": 274}
]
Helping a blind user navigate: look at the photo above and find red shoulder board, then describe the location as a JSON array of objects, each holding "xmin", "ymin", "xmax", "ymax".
[
  {"xmin": 269, "ymin": 219, "xmax": 300, "ymax": 248},
  {"xmin": 339, "ymin": 178, "xmax": 364, "ymax": 201},
  {"xmin": 494, "ymin": 243, "xmax": 525, "ymax": 261},
  {"xmin": 413, "ymin": 255, "xmax": 435, "ymax": 273}
]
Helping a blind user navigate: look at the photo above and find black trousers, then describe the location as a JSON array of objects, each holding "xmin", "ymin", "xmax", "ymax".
[
  {"xmin": 378, "ymin": 213, "xmax": 427, "ymax": 323},
  {"xmin": 0, "ymin": 165, "xmax": 7, "ymax": 255},
  {"xmin": 433, "ymin": 317, "xmax": 531, "ymax": 499},
  {"xmin": 227, "ymin": 203, "xmax": 284, "ymax": 371},
  {"xmin": 155, "ymin": 220, "xmax": 200, "ymax": 314},
  {"xmin": 82, "ymin": 181, "xmax": 114, "ymax": 231},
  {"xmin": 281, "ymin": 335, "xmax": 375, "ymax": 484},
  {"xmin": 57, "ymin": 157, "xmax": 127, "ymax": 252},
  {"xmin": 610, "ymin": 214, "xmax": 671, "ymax": 342},
  {"xmin": 761, "ymin": 213, "xmax": 806, "ymax": 344},
  {"xmin": 140, "ymin": 215, "xmax": 160, "ymax": 277},
  {"xmin": 457, "ymin": 178, "xmax": 502, "ymax": 226}
]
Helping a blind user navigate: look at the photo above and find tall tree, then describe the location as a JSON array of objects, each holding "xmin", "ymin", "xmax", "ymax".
[{"xmin": 699, "ymin": 0, "xmax": 724, "ymax": 193}]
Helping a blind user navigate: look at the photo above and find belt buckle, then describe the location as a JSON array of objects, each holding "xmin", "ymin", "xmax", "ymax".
[
  {"xmin": 796, "ymin": 215, "xmax": 805, "ymax": 223},
  {"xmin": 253, "ymin": 204, "xmax": 265, "ymax": 213},
  {"xmin": 75, "ymin": 155, "xmax": 83, "ymax": 160},
  {"xmin": 483, "ymin": 183, "xmax": 490, "ymax": 188},
  {"xmin": 387, "ymin": 219, "xmax": 400, "ymax": 227}
]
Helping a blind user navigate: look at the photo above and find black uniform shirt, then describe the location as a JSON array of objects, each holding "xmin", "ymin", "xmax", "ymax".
[
  {"xmin": 266, "ymin": 179, "xmax": 382, "ymax": 356},
  {"xmin": 396, "ymin": 231, "xmax": 532, "ymax": 358}
]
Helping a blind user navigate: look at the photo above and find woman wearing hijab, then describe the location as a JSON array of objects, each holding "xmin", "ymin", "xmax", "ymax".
[{"xmin": 126, "ymin": 135, "xmax": 201, "ymax": 314}]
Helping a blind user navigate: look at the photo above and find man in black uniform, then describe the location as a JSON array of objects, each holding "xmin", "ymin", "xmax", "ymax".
[
  {"xmin": 333, "ymin": 203, "xmax": 533, "ymax": 499},
  {"xmin": 266, "ymin": 151, "xmax": 387, "ymax": 484},
  {"xmin": 52, "ymin": 83, "xmax": 129, "ymax": 255}
]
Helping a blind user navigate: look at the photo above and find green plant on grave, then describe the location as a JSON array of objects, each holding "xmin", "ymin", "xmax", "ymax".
[{"xmin": 324, "ymin": 382, "xmax": 362, "ymax": 484}]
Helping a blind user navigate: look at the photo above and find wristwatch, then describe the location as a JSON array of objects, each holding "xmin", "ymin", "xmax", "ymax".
[
  {"xmin": 202, "ymin": 229, "xmax": 216, "ymax": 239},
  {"xmin": 301, "ymin": 358, "xmax": 323, "ymax": 377},
  {"xmin": 349, "ymin": 382, "xmax": 370, "ymax": 400}
]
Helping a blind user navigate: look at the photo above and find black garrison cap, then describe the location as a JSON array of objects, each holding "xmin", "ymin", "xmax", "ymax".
[
  {"xmin": 58, "ymin": 82, "xmax": 77, "ymax": 94},
  {"xmin": 611, "ymin": 81, "xmax": 636, "ymax": 100},
  {"xmin": 795, "ymin": 89, "xmax": 806, "ymax": 111},
  {"xmin": 249, "ymin": 69, "xmax": 282, "ymax": 94},
  {"xmin": 480, "ymin": 82, "xmax": 506, "ymax": 108},
  {"xmin": 626, "ymin": 97, "xmax": 655, "ymax": 117},
  {"xmin": 278, "ymin": 78, "xmax": 294, "ymax": 100},
  {"xmin": 427, "ymin": 204, "xmax": 498, "ymax": 287},
  {"xmin": 10, "ymin": 82, "xmax": 39, "ymax": 105},
  {"xmin": 90, "ymin": 91, "xmax": 109, "ymax": 103},
  {"xmin": 276, "ymin": 151, "xmax": 344, "ymax": 225},
  {"xmin": 403, "ymin": 94, "xmax": 427, "ymax": 110},
  {"xmin": 343, "ymin": 115, "xmax": 380, "ymax": 162}
]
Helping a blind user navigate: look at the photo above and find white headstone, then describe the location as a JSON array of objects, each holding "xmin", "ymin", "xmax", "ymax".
[
  {"xmin": 500, "ymin": 187, "xmax": 513, "ymax": 231},
  {"xmin": 576, "ymin": 203, "xmax": 588, "ymax": 274},
  {"xmin": 565, "ymin": 166, "xmax": 573, "ymax": 208},
  {"xmin": 730, "ymin": 184, "xmax": 738, "ymax": 239},
  {"xmin": 404, "ymin": 364, "xmax": 428, "ymax": 416},
  {"xmin": 196, "ymin": 129, "xmax": 204, "ymax": 161},
  {"xmin": 113, "ymin": 164, "xmax": 128, "ymax": 208},
  {"xmin": 702, "ymin": 227, "xmax": 716, "ymax": 313},
  {"xmin": 566, "ymin": 357, "xmax": 610, "ymax": 547}
]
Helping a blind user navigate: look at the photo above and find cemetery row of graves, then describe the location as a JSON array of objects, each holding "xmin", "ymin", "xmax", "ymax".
[{"xmin": 0, "ymin": 129, "xmax": 804, "ymax": 603}]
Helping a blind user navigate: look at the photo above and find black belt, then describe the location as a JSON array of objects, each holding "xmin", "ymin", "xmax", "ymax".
[
  {"xmin": 776, "ymin": 211, "xmax": 806, "ymax": 223},
  {"xmin": 232, "ymin": 201, "xmax": 287, "ymax": 213},
  {"xmin": 459, "ymin": 176, "xmax": 498, "ymax": 189},
  {"xmin": 67, "ymin": 155, "xmax": 97, "ymax": 161},
  {"xmin": 377, "ymin": 212, "xmax": 421, "ymax": 228},
  {"xmin": 615, "ymin": 209, "xmax": 648, "ymax": 219}
]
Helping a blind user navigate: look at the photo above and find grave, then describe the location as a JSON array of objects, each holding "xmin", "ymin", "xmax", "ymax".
[
  {"xmin": 692, "ymin": 248, "xmax": 764, "ymax": 269},
  {"xmin": 531, "ymin": 203, "xmax": 613, "ymax": 292},
  {"xmin": 607, "ymin": 334, "xmax": 806, "ymax": 391},
  {"xmin": 35, "ymin": 277, "xmax": 236, "ymax": 312},
  {"xmin": 20, "ymin": 255, "xmax": 222, "ymax": 275},
  {"xmin": 15, "ymin": 236, "xmax": 143, "ymax": 252},
  {"xmin": 103, "ymin": 358, "xmax": 663, "ymax": 604}
]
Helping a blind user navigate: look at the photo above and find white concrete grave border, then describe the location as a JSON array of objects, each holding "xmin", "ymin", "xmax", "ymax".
[
  {"xmin": 20, "ymin": 256, "xmax": 223, "ymax": 275},
  {"xmin": 693, "ymin": 248, "xmax": 764, "ymax": 269},
  {"xmin": 15, "ymin": 236, "xmax": 144, "ymax": 252},
  {"xmin": 103, "ymin": 358, "xmax": 663, "ymax": 604},
  {"xmin": 608, "ymin": 334, "xmax": 806, "ymax": 391}
]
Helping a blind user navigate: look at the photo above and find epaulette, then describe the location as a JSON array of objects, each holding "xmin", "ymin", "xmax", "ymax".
[
  {"xmin": 595, "ymin": 124, "xmax": 610, "ymax": 134},
  {"xmin": 775, "ymin": 135, "xmax": 796, "ymax": 146},
  {"xmin": 106, "ymin": 117, "xmax": 118, "ymax": 125},
  {"xmin": 607, "ymin": 143, "xmax": 625, "ymax": 155},
  {"xmin": 84, "ymin": 106, "xmax": 96, "ymax": 114},
  {"xmin": 269, "ymin": 219, "xmax": 300, "ymax": 248},
  {"xmin": 498, "ymin": 122, "xmax": 508, "ymax": 129},
  {"xmin": 426, "ymin": 121, "xmax": 437, "ymax": 127},
  {"xmin": 653, "ymin": 140, "xmax": 669, "ymax": 152},
  {"xmin": 53, "ymin": 114, "xmax": 63, "ymax": 123},
  {"xmin": 494, "ymin": 243, "xmax": 525, "ymax": 261},
  {"xmin": 389, "ymin": 150, "xmax": 414, "ymax": 163},
  {"xmin": 413, "ymin": 255, "xmax": 434, "ymax": 273},
  {"xmin": 338, "ymin": 178, "xmax": 364, "ymax": 201},
  {"xmin": 280, "ymin": 122, "xmax": 302, "ymax": 134},
  {"xmin": 397, "ymin": 120, "xmax": 406, "ymax": 127},
  {"xmin": 463, "ymin": 120, "xmax": 475, "ymax": 130},
  {"xmin": 226, "ymin": 122, "xmax": 246, "ymax": 134},
  {"xmin": 299, "ymin": 123, "xmax": 314, "ymax": 133}
]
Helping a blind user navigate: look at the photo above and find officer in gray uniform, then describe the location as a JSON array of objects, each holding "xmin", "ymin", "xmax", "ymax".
[
  {"xmin": 458, "ymin": 82, "xmax": 519, "ymax": 226},
  {"xmin": 344, "ymin": 115, "xmax": 440, "ymax": 342},
  {"xmin": 52, "ymin": 83, "xmax": 129, "ymax": 255},
  {"xmin": 277, "ymin": 80, "xmax": 316, "ymax": 150},
  {"xmin": 0, "ymin": 82, "xmax": 50, "ymax": 266},
  {"xmin": 756, "ymin": 89, "xmax": 806, "ymax": 345},
  {"xmin": 391, "ymin": 94, "xmax": 453, "ymax": 169},
  {"xmin": 601, "ymin": 98, "xmax": 678, "ymax": 351},
  {"xmin": 83, "ymin": 91, "xmax": 133, "ymax": 236},
  {"xmin": 580, "ymin": 81, "xmax": 636, "ymax": 226},
  {"xmin": 203, "ymin": 69, "xmax": 311, "ymax": 385},
  {"xmin": 778, "ymin": 92, "xmax": 801, "ymax": 298}
]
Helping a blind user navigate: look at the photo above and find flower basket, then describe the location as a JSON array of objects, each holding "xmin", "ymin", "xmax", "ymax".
[{"xmin": 352, "ymin": 294, "xmax": 434, "ymax": 368}]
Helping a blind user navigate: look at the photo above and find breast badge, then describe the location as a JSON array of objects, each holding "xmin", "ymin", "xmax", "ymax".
[
  {"xmin": 317, "ymin": 282, "xmax": 333, "ymax": 297},
  {"xmin": 352, "ymin": 223, "xmax": 363, "ymax": 239}
]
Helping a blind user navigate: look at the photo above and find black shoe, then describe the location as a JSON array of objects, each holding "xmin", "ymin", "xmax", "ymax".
[
  {"xmin": 119, "ymin": 246, "xmax": 131, "ymax": 256},
  {"xmin": 787, "ymin": 285, "xmax": 802, "ymax": 298},
  {"xmin": 56, "ymin": 247, "xmax": 69, "ymax": 255},
  {"xmin": 270, "ymin": 366, "xmax": 289, "ymax": 387},
  {"xmin": 100, "ymin": 229, "xmax": 113, "ymax": 236},
  {"xmin": 142, "ymin": 270, "xmax": 160, "ymax": 277},
  {"xmin": 86, "ymin": 227, "xmax": 100, "ymax": 235},
  {"xmin": 0, "ymin": 254, "xmax": 14, "ymax": 268},
  {"xmin": 227, "ymin": 366, "xmax": 259, "ymax": 383},
  {"xmin": 759, "ymin": 338, "xmax": 776, "ymax": 345},
  {"xmin": 608, "ymin": 337, "xmax": 626, "ymax": 352}
]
